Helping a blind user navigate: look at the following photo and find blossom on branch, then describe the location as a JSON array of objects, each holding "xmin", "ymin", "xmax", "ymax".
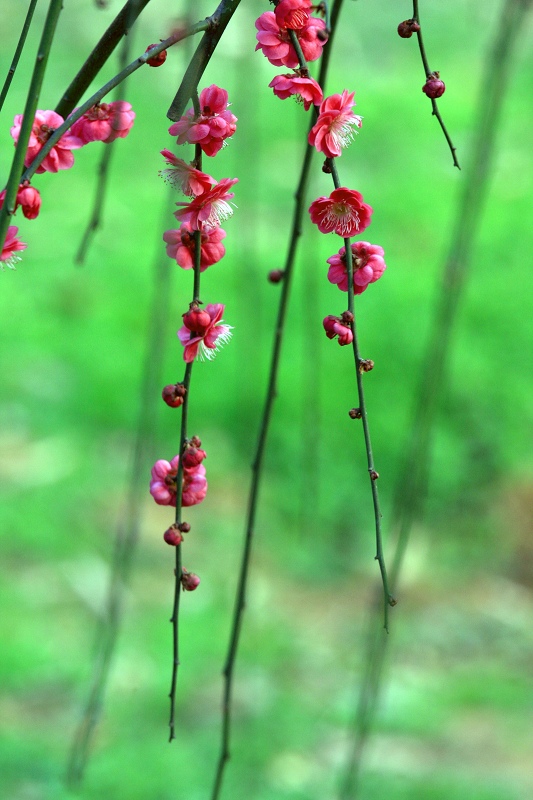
[
  {"xmin": 69, "ymin": 101, "xmax": 135, "ymax": 144},
  {"xmin": 10, "ymin": 110, "xmax": 83, "ymax": 173},
  {"xmin": 174, "ymin": 178, "xmax": 237, "ymax": 231},
  {"xmin": 323, "ymin": 315, "xmax": 353, "ymax": 346},
  {"xmin": 0, "ymin": 183, "xmax": 41, "ymax": 220},
  {"xmin": 159, "ymin": 150, "xmax": 216, "ymax": 196},
  {"xmin": 327, "ymin": 241, "xmax": 386, "ymax": 294},
  {"xmin": 168, "ymin": 85, "xmax": 237, "ymax": 157},
  {"xmin": 150, "ymin": 455, "xmax": 207, "ymax": 507},
  {"xmin": 163, "ymin": 223, "xmax": 226, "ymax": 270},
  {"xmin": 177, "ymin": 303, "xmax": 232, "ymax": 362},
  {"xmin": 1, "ymin": 226, "xmax": 27, "ymax": 270},
  {"xmin": 255, "ymin": 11, "xmax": 327, "ymax": 68},
  {"xmin": 309, "ymin": 188, "xmax": 373, "ymax": 237},
  {"xmin": 308, "ymin": 90, "xmax": 362, "ymax": 158},
  {"xmin": 269, "ymin": 73, "xmax": 323, "ymax": 110}
]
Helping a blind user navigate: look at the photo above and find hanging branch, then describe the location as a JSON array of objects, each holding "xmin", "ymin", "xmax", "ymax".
[
  {"xmin": 66, "ymin": 189, "xmax": 175, "ymax": 787},
  {"xmin": 209, "ymin": 3, "xmax": 343, "ymax": 798},
  {"xmin": 0, "ymin": 0, "xmax": 63, "ymax": 254},
  {"xmin": 0, "ymin": 0, "xmax": 39, "ymax": 114},
  {"xmin": 327, "ymin": 158, "xmax": 396, "ymax": 630},
  {"xmin": 413, "ymin": 0, "xmax": 461, "ymax": 169},
  {"xmin": 337, "ymin": 0, "xmax": 533, "ymax": 795}
]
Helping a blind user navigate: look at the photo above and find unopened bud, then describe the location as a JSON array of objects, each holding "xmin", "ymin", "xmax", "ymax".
[
  {"xmin": 145, "ymin": 43, "xmax": 167, "ymax": 67},
  {"xmin": 164, "ymin": 525, "xmax": 183, "ymax": 546},
  {"xmin": 317, "ymin": 28, "xmax": 329, "ymax": 42},
  {"xmin": 189, "ymin": 435, "xmax": 202, "ymax": 448},
  {"xmin": 349, "ymin": 407, "xmax": 362, "ymax": 419},
  {"xmin": 181, "ymin": 568, "xmax": 200, "ymax": 591},
  {"xmin": 359, "ymin": 359, "xmax": 374, "ymax": 373},
  {"xmin": 422, "ymin": 72, "xmax": 445, "ymax": 99},
  {"xmin": 341, "ymin": 310, "xmax": 354, "ymax": 324},
  {"xmin": 268, "ymin": 269, "xmax": 284, "ymax": 283},
  {"xmin": 369, "ymin": 469, "xmax": 379, "ymax": 481},
  {"xmin": 162, "ymin": 382, "xmax": 187, "ymax": 408},
  {"xmin": 182, "ymin": 305, "xmax": 211, "ymax": 335},
  {"xmin": 397, "ymin": 19, "xmax": 420, "ymax": 38},
  {"xmin": 322, "ymin": 160, "xmax": 332, "ymax": 173},
  {"xmin": 182, "ymin": 445, "xmax": 207, "ymax": 468},
  {"xmin": 178, "ymin": 521, "xmax": 191, "ymax": 533}
]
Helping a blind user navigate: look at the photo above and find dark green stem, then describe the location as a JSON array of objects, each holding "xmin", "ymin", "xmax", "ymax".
[
  {"xmin": 413, "ymin": 0, "xmax": 461, "ymax": 169},
  {"xmin": 0, "ymin": 0, "xmax": 63, "ymax": 257},
  {"xmin": 0, "ymin": 0, "xmax": 39, "ymax": 114}
]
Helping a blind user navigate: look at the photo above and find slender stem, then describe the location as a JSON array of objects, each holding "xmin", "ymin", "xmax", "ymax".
[
  {"xmin": 413, "ymin": 0, "xmax": 460, "ymax": 169},
  {"xmin": 19, "ymin": 22, "xmax": 210, "ymax": 185},
  {"xmin": 337, "ymin": 0, "xmax": 532, "ymax": 795},
  {"xmin": 168, "ymin": 139, "xmax": 203, "ymax": 742},
  {"xmin": 66, "ymin": 189, "xmax": 175, "ymax": 787},
  {"xmin": 55, "ymin": 0, "xmax": 152, "ymax": 119},
  {"xmin": 0, "ymin": 0, "xmax": 39, "ymax": 114},
  {"xmin": 328, "ymin": 160, "xmax": 395, "ymax": 630},
  {"xmin": 0, "ymin": 0, "xmax": 63, "ymax": 256},
  {"xmin": 167, "ymin": 0, "xmax": 243, "ymax": 122},
  {"xmin": 210, "ymin": 4, "xmax": 344, "ymax": 797}
]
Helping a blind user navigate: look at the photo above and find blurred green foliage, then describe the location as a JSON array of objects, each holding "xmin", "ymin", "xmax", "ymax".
[{"xmin": 1, "ymin": 0, "xmax": 533, "ymax": 798}]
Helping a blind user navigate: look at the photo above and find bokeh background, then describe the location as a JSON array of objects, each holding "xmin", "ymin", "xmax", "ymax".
[{"xmin": 1, "ymin": 0, "xmax": 533, "ymax": 798}]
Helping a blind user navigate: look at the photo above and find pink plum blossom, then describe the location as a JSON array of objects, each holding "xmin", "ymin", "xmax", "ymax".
[
  {"xmin": 0, "ymin": 183, "xmax": 41, "ymax": 220},
  {"xmin": 269, "ymin": 73, "xmax": 323, "ymax": 110},
  {"xmin": 10, "ymin": 109, "xmax": 83, "ymax": 173},
  {"xmin": 69, "ymin": 101, "xmax": 135, "ymax": 144},
  {"xmin": 327, "ymin": 241, "xmax": 386, "ymax": 294},
  {"xmin": 309, "ymin": 188, "xmax": 373, "ymax": 237},
  {"xmin": 323, "ymin": 315, "xmax": 353, "ymax": 346},
  {"xmin": 174, "ymin": 178, "xmax": 237, "ymax": 231},
  {"xmin": 275, "ymin": 0, "xmax": 312, "ymax": 30},
  {"xmin": 163, "ymin": 223, "xmax": 226, "ymax": 270},
  {"xmin": 159, "ymin": 150, "xmax": 216, "ymax": 195},
  {"xmin": 177, "ymin": 303, "xmax": 232, "ymax": 362},
  {"xmin": 150, "ymin": 455, "xmax": 207, "ymax": 506},
  {"xmin": 308, "ymin": 90, "xmax": 363, "ymax": 158},
  {"xmin": 168, "ymin": 85, "xmax": 237, "ymax": 157},
  {"xmin": 255, "ymin": 11, "xmax": 327, "ymax": 68},
  {"xmin": 1, "ymin": 226, "xmax": 27, "ymax": 270}
]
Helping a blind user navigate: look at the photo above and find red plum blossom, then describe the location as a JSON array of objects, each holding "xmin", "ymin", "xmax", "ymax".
[
  {"xmin": 174, "ymin": 178, "xmax": 237, "ymax": 231},
  {"xmin": 0, "ymin": 183, "xmax": 41, "ymax": 220},
  {"xmin": 255, "ymin": 11, "xmax": 327, "ymax": 68},
  {"xmin": 69, "ymin": 101, "xmax": 135, "ymax": 144},
  {"xmin": 308, "ymin": 90, "xmax": 363, "ymax": 158},
  {"xmin": 159, "ymin": 151, "xmax": 216, "ymax": 196},
  {"xmin": 10, "ymin": 109, "xmax": 83, "ymax": 173},
  {"xmin": 177, "ymin": 303, "xmax": 232, "ymax": 362},
  {"xmin": 309, "ymin": 188, "xmax": 373, "ymax": 237},
  {"xmin": 269, "ymin": 73, "xmax": 323, "ymax": 110},
  {"xmin": 0, "ymin": 226, "xmax": 27, "ymax": 270},
  {"xmin": 168, "ymin": 85, "xmax": 237, "ymax": 157},
  {"xmin": 323, "ymin": 315, "xmax": 354, "ymax": 346},
  {"xmin": 327, "ymin": 241, "xmax": 386, "ymax": 294},
  {"xmin": 163, "ymin": 223, "xmax": 226, "ymax": 271},
  {"xmin": 150, "ymin": 455, "xmax": 207, "ymax": 507}
]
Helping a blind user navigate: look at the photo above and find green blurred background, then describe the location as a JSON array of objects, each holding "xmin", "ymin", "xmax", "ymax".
[{"xmin": 1, "ymin": 0, "xmax": 533, "ymax": 798}]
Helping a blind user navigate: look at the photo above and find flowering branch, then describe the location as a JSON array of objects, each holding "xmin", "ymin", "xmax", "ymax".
[
  {"xmin": 412, "ymin": 0, "xmax": 461, "ymax": 169},
  {"xmin": 337, "ymin": 0, "xmax": 532, "ymax": 794},
  {"xmin": 0, "ymin": 0, "xmax": 63, "ymax": 257},
  {"xmin": 55, "ymin": 0, "xmax": 152, "ymax": 119},
  {"xmin": 0, "ymin": 0, "xmax": 39, "ymax": 114},
  {"xmin": 167, "ymin": 0, "xmax": 243, "ymax": 122}
]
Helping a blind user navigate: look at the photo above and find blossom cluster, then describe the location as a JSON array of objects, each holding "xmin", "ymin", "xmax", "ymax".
[{"xmin": 2, "ymin": 103, "xmax": 135, "ymax": 270}]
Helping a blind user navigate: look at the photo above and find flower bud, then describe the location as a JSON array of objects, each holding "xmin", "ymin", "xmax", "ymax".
[
  {"xmin": 164, "ymin": 525, "xmax": 183, "ymax": 546},
  {"xmin": 369, "ymin": 469, "xmax": 379, "ymax": 481},
  {"xmin": 162, "ymin": 382, "xmax": 186, "ymax": 408},
  {"xmin": 145, "ymin": 43, "xmax": 167, "ymax": 67},
  {"xmin": 397, "ymin": 19, "xmax": 420, "ymax": 38},
  {"xmin": 268, "ymin": 269, "xmax": 284, "ymax": 283},
  {"xmin": 181, "ymin": 568, "xmax": 200, "ymax": 591},
  {"xmin": 341, "ymin": 310, "xmax": 354, "ymax": 324},
  {"xmin": 182, "ymin": 306, "xmax": 211, "ymax": 335},
  {"xmin": 182, "ymin": 445, "xmax": 207, "ymax": 468},
  {"xmin": 422, "ymin": 72, "xmax": 445, "ymax": 99},
  {"xmin": 349, "ymin": 407, "xmax": 362, "ymax": 419},
  {"xmin": 189, "ymin": 435, "xmax": 202, "ymax": 448},
  {"xmin": 178, "ymin": 521, "xmax": 191, "ymax": 533}
]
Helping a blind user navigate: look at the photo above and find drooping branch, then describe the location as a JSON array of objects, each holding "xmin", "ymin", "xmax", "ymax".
[{"xmin": 0, "ymin": 0, "xmax": 39, "ymax": 114}]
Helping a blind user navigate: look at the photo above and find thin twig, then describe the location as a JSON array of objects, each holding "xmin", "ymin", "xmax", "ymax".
[
  {"xmin": 209, "ymin": 4, "xmax": 343, "ymax": 797},
  {"xmin": 0, "ymin": 0, "xmax": 63, "ymax": 256},
  {"xmin": 0, "ymin": 0, "xmax": 39, "ymax": 114},
  {"xmin": 168, "ymin": 139, "xmax": 203, "ymax": 742},
  {"xmin": 413, "ymin": 0, "xmax": 461, "ymax": 169},
  {"xmin": 66, "ymin": 189, "xmax": 175, "ymax": 787},
  {"xmin": 338, "ymin": 0, "xmax": 532, "ymax": 794},
  {"xmin": 328, "ymin": 159, "xmax": 396, "ymax": 630}
]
